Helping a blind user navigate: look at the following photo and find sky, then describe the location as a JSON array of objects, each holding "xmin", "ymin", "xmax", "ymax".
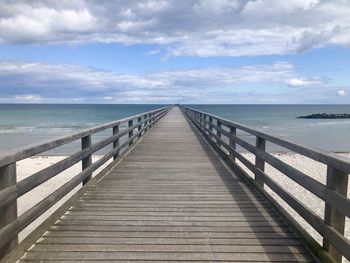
[{"xmin": 0, "ymin": 0, "xmax": 350, "ymax": 104}]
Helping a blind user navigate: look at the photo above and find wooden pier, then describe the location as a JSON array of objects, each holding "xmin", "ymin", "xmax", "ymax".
[{"xmin": 1, "ymin": 106, "xmax": 350, "ymax": 262}]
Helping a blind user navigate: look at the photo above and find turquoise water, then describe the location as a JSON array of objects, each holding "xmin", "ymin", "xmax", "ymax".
[
  {"xmin": 0, "ymin": 104, "xmax": 349, "ymax": 154},
  {"xmin": 187, "ymin": 104, "xmax": 350, "ymax": 152}
]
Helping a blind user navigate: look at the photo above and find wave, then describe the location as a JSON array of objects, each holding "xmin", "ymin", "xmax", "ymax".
[
  {"xmin": 307, "ymin": 121, "xmax": 350, "ymax": 126},
  {"xmin": 0, "ymin": 122, "xmax": 130, "ymax": 135}
]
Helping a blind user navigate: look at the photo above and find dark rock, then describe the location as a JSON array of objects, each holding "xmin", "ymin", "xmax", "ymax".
[{"xmin": 297, "ymin": 113, "xmax": 350, "ymax": 119}]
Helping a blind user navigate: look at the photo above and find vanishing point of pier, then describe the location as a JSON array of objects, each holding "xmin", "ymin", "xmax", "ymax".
[{"xmin": 1, "ymin": 106, "xmax": 350, "ymax": 262}]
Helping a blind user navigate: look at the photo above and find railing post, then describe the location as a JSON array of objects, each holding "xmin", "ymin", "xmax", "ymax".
[
  {"xmin": 138, "ymin": 117, "xmax": 142, "ymax": 137},
  {"xmin": 230, "ymin": 126, "xmax": 237, "ymax": 161},
  {"xmin": 148, "ymin": 113, "xmax": 152, "ymax": 127},
  {"xmin": 144, "ymin": 114, "xmax": 148, "ymax": 130},
  {"xmin": 323, "ymin": 166, "xmax": 348, "ymax": 262},
  {"xmin": 255, "ymin": 136, "xmax": 265, "ymax": 188},
  {"xmin": 81, "ymin": 135, "xmax": 92, "ymax": 185},
  {"xmin": 113, "ymin": 125, "xmax": 119, "ymax": 160},
  {"xmin": 128, "ymin": 120, "xmax": 133, "ymax": 146},
  {"xmin": 209, "ymin": 116, "xmax": 213, "ymax": 138},
  {"xmin": 0, "ymin": 163, "xmax": 18, "ymax": 259},
  {"xmin": 217, "ymin": 120, "xmax": 222, "ymax": 147}
]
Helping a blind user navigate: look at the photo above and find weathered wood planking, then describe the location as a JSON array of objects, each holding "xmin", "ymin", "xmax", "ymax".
[{"xmin": 16, "ymin": 107, "xmax": 315, "ymax": 262}]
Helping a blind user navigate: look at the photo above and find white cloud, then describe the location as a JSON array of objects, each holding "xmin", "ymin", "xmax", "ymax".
[
  {"xmin": 0, "ymin": 60, "xmax": 339, "ymax": 103},
  {"xmin": 286, "ymin": 77, "xmax": 324, "ymax": 87},
  {"xmin": 14, "ymin": 94, "xmax": 42, "ymax": 101},
  {"xmin": 0, "ymin": 61, "xmax": 296, "ymax": 90},
  {"xmin": 0, "ymin": 2, "xmax": 96, "ymax": 43},
  {"xmin": 145, "ymin": 49, "xmax": 161, "ymax": 56},
  {"xmin": 0, "ymin": 1, "xmax": 350, "ymax": 56},
  {"xmin": 337, "ymin": 89, "xmax": 348, "ymax": 96}
]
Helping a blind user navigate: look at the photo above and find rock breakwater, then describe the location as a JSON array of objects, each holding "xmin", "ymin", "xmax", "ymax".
[{"xmin": 297, "ymin": 113, "xmax": 350, "ymax": 119}]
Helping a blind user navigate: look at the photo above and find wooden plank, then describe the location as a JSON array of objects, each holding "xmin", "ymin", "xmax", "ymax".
[
  {"xmin": 23, "ymin": 251, "xmax": 314, "ymax": 261},
  {"xmin": 81, "ymin": 135, "xmax": 92, "ymax": 185},
  {"xmin": 59, "ymin": 216, "xmax": 282, "ymax": 223},
  {"xmin": 37, "ymin": 237, "xmax": 303, "ymax": 246},
  {"xmin": 255, "ymin": 136, "xmax": 265, "ymax": 187},
  {"xmin": 65, "ymin": 211, "xmax": 277, "ymax": 217},
  {"xmin": 112, "ymin": 124, "xmax": 119, "ymax": 160},
  {"xmin": 0, "ymin": 163, "xmax": 18, "ymax": 259},
  {"xmin": 323, "ymin": 166, "xmax": 348, "ymax": 262},
  {"xmin": 44, "ymin": 230, "xmax": 295, "ymax": 239},
  {"xmin": 31, "ymin": 243, "xmax": 309, "ymax": 254},
  {"xmin": 55, "ymin": 220, "xmax": 285, "ymax": 228}
]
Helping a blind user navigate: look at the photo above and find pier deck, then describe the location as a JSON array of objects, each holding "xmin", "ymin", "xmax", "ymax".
[{"xmin": 18, "ymin": 108, "xmax": 314, "ymax": 262}]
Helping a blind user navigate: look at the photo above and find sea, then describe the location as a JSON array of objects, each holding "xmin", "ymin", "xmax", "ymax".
[{"xmin": 0, "ymin": 104, "xmax": 349, "ymax": 155}]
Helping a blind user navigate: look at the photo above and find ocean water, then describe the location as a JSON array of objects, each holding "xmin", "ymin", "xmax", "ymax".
[
  {"xmin": 187, "ymin": 104, "xmax": 350, "ymax": 152},
  {"xmin": 0, "ymin": 104, "xmax": 349, "ymax": 155},
  {"xmin": 0, "ymin": 104, "xmax": 166, "ymax": 155}
]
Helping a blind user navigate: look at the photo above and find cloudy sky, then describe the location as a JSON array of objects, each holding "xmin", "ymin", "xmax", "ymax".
[{"xmin": 0, "ymin": 0, "xmax": 349, "ymax": 104}]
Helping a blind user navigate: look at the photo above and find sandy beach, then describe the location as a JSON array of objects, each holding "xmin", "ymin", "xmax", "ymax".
[
  {"xmin": 17, "ymin": 155, "xmax": 112, "ymax": 240},
  {"xmin": 16, "ymin": 152, "xmax": 350, "ymax": 260},
  {"xmin": 239, "ymin": 152, "xmax": 350, "ymax": 262}
]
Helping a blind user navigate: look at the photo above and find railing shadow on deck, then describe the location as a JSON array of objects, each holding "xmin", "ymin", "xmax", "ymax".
[
  {"xmin": 183, "ymin": 111, "xmax": 308, "ymax": 262},
  {"xmin": 182, "ymin": 106, "xmax": 350, "ymax": 263},
  {"xmin": 0, "ymin": 105, "xmax": 172, "ymax": 261}
]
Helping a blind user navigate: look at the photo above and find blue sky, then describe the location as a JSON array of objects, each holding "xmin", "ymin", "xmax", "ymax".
[{"xmin": 0, "ymin": 0, "xmax": 349, "ymax": 104}]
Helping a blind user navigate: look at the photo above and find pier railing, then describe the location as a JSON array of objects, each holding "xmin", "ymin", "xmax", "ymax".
[
  {"xmin": 182, "ymin": 106, "xmax": 350, "ymax": 263},
  {"xmin": 0, "ymin": 105, "xmax": 171, "ymax": 259}
]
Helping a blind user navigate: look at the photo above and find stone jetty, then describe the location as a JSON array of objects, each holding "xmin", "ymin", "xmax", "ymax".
[{"xmin": 298, "ymin": 113, "xmax": 350, "ymax": 119}]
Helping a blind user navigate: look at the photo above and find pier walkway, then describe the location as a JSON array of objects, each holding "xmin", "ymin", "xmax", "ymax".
[
  {"xmin": 18, "ymin": 108, "xmax": 313, "ymax": 262},
  {"xmin": 1, "ymin": 106, "xmax": 350, "ymax": 262}
]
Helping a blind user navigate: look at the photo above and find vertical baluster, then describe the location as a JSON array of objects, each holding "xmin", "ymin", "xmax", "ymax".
[
  {"xmin": 138, "ymin": 117, "xmax": 142, "ymax": 137},
  {"xmin": 0, "ymin": 163, "xmax": 18, "ymax": 259},
  {"xmin": 149, "ymin": 113, "xmax": 153, "ymax": 128},
  {"xmin": 217, "ymin": 120, "xmax": 222, "ymax": 147},
  {"xmin": 203, "ymin": 114, "xmax": 207, "ymax": 133},
  {"xmin": 113, "ymin": 125, "xmax": 119, "ymax": 160},
  {"xmin": 255, "ymin": 136, "xmax": 265, "ymax": 188},
  {"xmin": 230, "ymin": 126, "xmax": 237, "ymax": 161},
  {"xmin": 143, "ymin": 114, "xmax": 148, "ymax": 130},
  {"xmin": 323, "ymin": 166, "xmax": 348, "ymax": 262},
  {"xmin": 209, "ymin": 116, "xmax": 213, "ymax": 138},
  {"xmin": 81, "ymin": 135, "xmax": 92, "ymax": 185},
  {"xmin": 128, "ymin": 120, "xmax": 133, "ymax": 146}
]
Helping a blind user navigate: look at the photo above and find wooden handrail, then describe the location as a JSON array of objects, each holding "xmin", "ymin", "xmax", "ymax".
[
  {"xmin": 0, "ymin": 105, "xmax": 171, "ymax": 259},
  {"xmin": 183, "ymin": 106, "xmax": 350, "ymax": 173},
  {"xmin": 182, "ymin": 106, "xmax": 350, "ymax": 263},
  {"xmin": 0, "ymin": 106, "xmax": 170, "ymax": 167}
]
